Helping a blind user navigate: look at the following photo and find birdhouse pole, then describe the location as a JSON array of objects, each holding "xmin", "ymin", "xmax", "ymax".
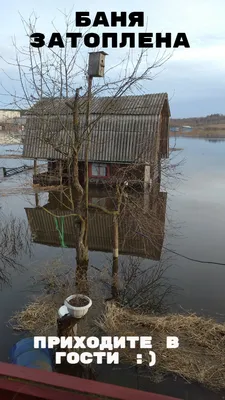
[{"xmin": 84, "ymin": 52, "xmax": 108, "ymax": 247}]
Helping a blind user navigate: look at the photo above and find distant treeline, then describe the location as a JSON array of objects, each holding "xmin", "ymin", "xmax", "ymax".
[{"xmin": 170, "ymin": 114, "xmax": 225, "ymax": 127}]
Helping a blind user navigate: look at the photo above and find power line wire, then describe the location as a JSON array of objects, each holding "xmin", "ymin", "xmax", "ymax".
[{"xmin": 136, "ymin": 231, "xmax": 225, "ymax": 266}]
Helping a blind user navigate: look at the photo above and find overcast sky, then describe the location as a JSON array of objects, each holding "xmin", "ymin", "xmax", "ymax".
[{"xmin": 0, "ymin": 0, "xmax": 224, "ymax": 118}]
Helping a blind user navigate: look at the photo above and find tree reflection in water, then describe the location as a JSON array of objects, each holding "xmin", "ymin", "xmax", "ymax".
[
  {"xmin": 0, "ymin": 213, "xmax": 32, "ymax": 287},
  {"xmin": 24, "ymin": 186, "xmax": 178, "ymax": 314}
]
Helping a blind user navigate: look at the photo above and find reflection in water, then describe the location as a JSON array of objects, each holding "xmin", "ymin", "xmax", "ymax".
[
  {"xmin": 110, "ymin": 256, "xmax": 175, "ymax": 313},
  {"xmin": 25, "ymin": 187, "xmax": 167, "ymax": 260},
  {"xmin": 25, "ymin": 186, "xmax": 172, "ymax": 312},
  {"xmin": 0, "ymin": 213, "xmax": 32, "ymax": 287},
  {"xmin": 205, "ymin": 139, "xmax": 225, "ymax": 143}
]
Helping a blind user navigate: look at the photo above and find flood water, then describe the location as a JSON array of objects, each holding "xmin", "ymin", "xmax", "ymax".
[
  {"xmin": 0, "ymin": 137, "xmax": 225, "ymax": 398},
  {"xmin": 166, "ymin": 137, "xmax": 225, "ymax": 319}
]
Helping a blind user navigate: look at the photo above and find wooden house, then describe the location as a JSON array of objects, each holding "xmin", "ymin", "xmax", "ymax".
[{"xmin": 22, "ymin": 93, "xmax": 170, "ymax": 187}]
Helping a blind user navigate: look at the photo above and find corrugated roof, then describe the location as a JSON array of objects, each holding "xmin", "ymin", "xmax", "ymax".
[
  {"xmin": 23, "ymin": 114, "xmax": 160, "ymax": 161},
  {"xmin": 26, "ymin": 93, "xmax": 170, "ymax": 116},
  {"xmin": 23, "ymin": 93, "xmax": 170, "ymax": 161}
]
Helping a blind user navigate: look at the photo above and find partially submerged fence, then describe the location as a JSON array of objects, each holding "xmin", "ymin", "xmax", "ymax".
[{"xmin": 0, "ymin": 165, "xmax": 32, "ymax": 178}]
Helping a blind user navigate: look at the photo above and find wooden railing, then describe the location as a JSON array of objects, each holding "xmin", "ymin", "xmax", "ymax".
[{"xmin": 0, "ymin": 362, "xmax": 182, "ymax": 400}]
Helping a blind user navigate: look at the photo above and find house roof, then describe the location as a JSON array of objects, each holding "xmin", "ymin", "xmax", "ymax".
[
  {"xmin": 26, "ymin": 93, "xmax": 170, "ymax": 116},
  {"xmin": 23, "ymin": 93, "xmax": 170, "ymax": 161}
]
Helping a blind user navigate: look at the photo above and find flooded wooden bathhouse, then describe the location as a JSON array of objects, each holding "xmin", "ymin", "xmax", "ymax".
[{"xmin": 22, "ymin": 93, "xmax": 170, "ymax": 188}]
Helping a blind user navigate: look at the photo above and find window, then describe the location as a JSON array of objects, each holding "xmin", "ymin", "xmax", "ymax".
[
  {"xmin": 91, "ymin": 163, "xmax": 108, "ymax": 177},
  {"xmin": 92, "ymin": 164, "xmax": 99, "ymax": 176}
]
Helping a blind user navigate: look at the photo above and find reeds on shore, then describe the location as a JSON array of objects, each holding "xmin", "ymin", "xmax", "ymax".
[{"xmin": 9, "ymin": 264, "xmax": 225, "ymax": 392}]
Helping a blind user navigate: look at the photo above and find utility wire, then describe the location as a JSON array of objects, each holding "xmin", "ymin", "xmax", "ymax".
[{"xmin": 136, "ymin": 231, "xmax": 225, "ymax": 266}]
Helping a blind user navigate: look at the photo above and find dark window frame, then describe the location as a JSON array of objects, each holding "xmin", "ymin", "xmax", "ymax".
[{"xmin": 89, "ymin": 163, "xmax": 109, "ymax": 178}]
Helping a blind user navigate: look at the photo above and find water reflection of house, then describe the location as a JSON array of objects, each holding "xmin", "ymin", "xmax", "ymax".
[
  {"xmin": 22, "ymin": 94, "xmax": 170, "ymax": 188},
  {"xmin": 25, "ymin": 189, "xmax": 167, "ymax": 261}
]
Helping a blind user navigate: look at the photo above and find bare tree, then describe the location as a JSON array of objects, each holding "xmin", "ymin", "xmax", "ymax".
[
  {"xmin": 1, "ymin": 10, "xmax": 173, "ymax": 284},
  {"xmin": 0, "ymin": 213, "xmax": 32, "ymax": 286}
]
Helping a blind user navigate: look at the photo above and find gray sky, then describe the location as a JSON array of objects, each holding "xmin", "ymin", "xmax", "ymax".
[{"xmin": 0, "ymin": 0, "xmax": 224, "ymax": 118}]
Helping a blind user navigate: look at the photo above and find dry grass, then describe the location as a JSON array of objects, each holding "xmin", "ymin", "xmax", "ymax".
[
  {"xmin": 9, "ymin": 262, "xmax": 225, "ymax": 392},
  {"xmin": 9, "ymin": 262, "xmax": 106, "ymax": 337},
  {"xmin": 97, "ymin": 303, "xmax": 225, "ymax": 391},
  {"xmin": 10, "ymin": 296, "xmax": 59, "ymax": 335}
]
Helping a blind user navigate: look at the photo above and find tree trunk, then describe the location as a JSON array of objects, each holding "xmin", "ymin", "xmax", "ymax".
[
  {"xmin": 112, "ymin": 214, "xmax": 119, "ymax": 299},
  {"xmin": 35, "ymin": 192, "xmax": 39, "ymax": 207},
  {"xmin": 59, "ymin": 160, "xmax": 63, "ymax": 186},
  {"xmin": 34, "ymin": 159, "xmax": 37, "ymax": 177},
  {"xmin": 113, "ymin": 214, "xmax": 119, "ymax": 260},
  {"xmin": 75, "ymin": 262, "xmax": 89, "ymax": 295},
  {"xmin": 75, "ymin": 218, "xmax": 89, "ymax": 294},
  {"xmin": 72, "ymin": 150, "xmax": 83, "ymax": 196},
  {"xmin": 112, "ymin": 256, "xmax": 119, "ymax": 299}
]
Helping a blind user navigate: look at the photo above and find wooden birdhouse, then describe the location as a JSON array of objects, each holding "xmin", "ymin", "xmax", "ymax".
[{"xmin": 88, "ymin": 51, "xmax": 108, "ymax": 77}]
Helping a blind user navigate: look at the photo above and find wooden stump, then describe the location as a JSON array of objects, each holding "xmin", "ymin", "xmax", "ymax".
[{"xmin": 56, "ymin": 313, "xmax": 96, "ymax": 380}]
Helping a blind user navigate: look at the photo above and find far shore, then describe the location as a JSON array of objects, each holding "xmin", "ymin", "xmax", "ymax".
[
  {"xmin": 169, "ymin": 126, "xmax": 225, "ymax": 139},
  {"xmin": 170, "ymin": 132, "xmax": 225, "ymax": 139}
]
